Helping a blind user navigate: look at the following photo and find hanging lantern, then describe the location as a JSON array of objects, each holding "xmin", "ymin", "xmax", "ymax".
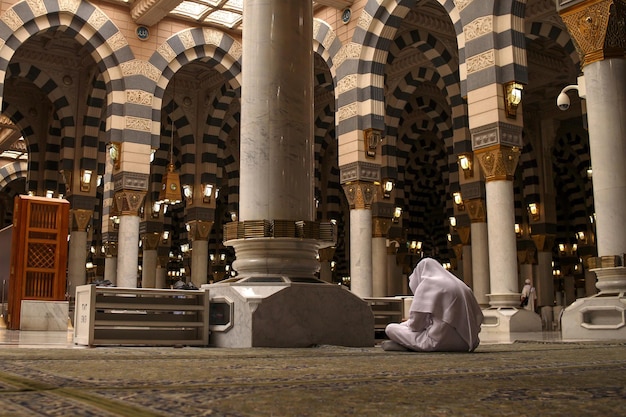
[{"xmin": 158, "ymin": 162, "xmax": 182, "ymax": 205}]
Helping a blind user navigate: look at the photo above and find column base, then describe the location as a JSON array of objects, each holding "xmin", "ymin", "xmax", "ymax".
[
  {"xmin": 227, "ymin": 237, "xmax": 322, "ymax": 279},
  {"xmin": 487, "ymin": 293, "xmax": 522, "ymax": 308},
  {"xmin": 562, "ymin": 266, "xmax": 626, "ymax": 341},
  {"xmin": 480, "ymin": 307, "xmax": 542, "ymax": 339}
]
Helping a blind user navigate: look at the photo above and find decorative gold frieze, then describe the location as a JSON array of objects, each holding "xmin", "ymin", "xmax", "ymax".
[
  {"xmin": 342, "ymin": 181, "xmax": 376, "ymax": 210},
  {"xmin": 114, "ymin": 190, "xmax": 147, "ymax": 216},
  {"xmin": 559, "ymin": 0, "xmax": 626, "ymax": 67},
  {"xmin": 70, "ymin": 209, "xmax": 93, "ymax": 232},
  {"xmin": 475, "ymin": 145, "xmax": 520, "ymax": 181}
]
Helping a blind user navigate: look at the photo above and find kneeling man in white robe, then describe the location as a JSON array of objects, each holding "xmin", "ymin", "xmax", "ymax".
[{"xmin": 383, "ymin": 258, "xmax": 484, "ymax": 352}]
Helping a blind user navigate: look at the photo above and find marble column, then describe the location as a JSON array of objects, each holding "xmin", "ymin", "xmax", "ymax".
[
  {"xmin": 475, "ymin": 146, "xmax": 521, "ymax": 307},
  {"xmin": 466, "ymin": 199, "xmax": 490, "ymax": 307},
  {"xmin": 318, "ymin": 247, "xmax": 336, "ymax": 283},
  {"xmin": 559, "ymin": 0, "xmax": 626, "ymax": 340},
  {"xmin": 350, "ymin": 208, "xmax": 373, "ymax": 297},
  {"xmin": 141, "ymin": 232, "xmax": 160, "ymax": 288},
  {"xmin": 386, "ymin": 243, "xmax": 402, "ymax": 296},
  {"xmin": 372, "ymin": 217, "xmax": 391, "ymax": 296},
  {"xmin": 533, "ymin": 236, "xmax": 556, "ymax": 308},
  {"xmin": 188, "ymin": 220, "xmax": 212, "ymax": 286},
  {"xmin": 156, "ymin": 254, "xmax": 168, "ymax": 289},
  {"xmin": 114, "ymin": 190, "xmax": 146, "ymax": 288},
  {"xmin": 103, "ymin": 242, "xmax": 117, "ymax": 285},
  {"xmin": 224, "ymin": 0, "xmax": 335, "ymax": 279},
  {"xmin": 462, "ymin": 245, "xmax": 473, "ymax": 289},
  {"xmin": 67, "ymin": 209, "xmax": 92, "ymax": 296}
]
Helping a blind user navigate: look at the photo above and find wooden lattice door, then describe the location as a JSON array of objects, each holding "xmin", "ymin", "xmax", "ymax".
[{"xmin": 7, "ymin": 195, "xmax": 69, "ymax": 330}]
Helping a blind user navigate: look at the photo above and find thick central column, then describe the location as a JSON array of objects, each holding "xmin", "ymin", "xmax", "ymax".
[{"xmin": 228, "ymin": 0, "xmax": 320, "ymax": 278}]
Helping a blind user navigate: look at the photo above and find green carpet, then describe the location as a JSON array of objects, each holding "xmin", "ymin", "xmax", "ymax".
[{"xmin": 0, "ymin": 341, "xmax": 624, "ymax": 416}]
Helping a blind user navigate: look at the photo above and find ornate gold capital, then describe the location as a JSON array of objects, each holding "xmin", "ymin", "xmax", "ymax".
[
  {"xmin": 141, "ymin": 232, "xmax": 161, "ymax": 251},
  {"xmin": 103, "ymin": 241, "xmax": 118, "ymax": 257},
  {"xmin": 456, "ymin": 226, "xmax": 471, "ymax": 245},
  {"xmin": 114, "ymin": 190, "xmax": 147, "ymax": 216},
  {"xmin": 475, "ymin": 145, "xmax": 520, "ymax": 181},
  {"xmin": 342, "ymin": 181, "xmax": 376, "ymax": 209},
  {"xmin": 372, "ymin": 217, "xmax": 392, "ymax": 237},
  {"xmin": 560, "ymin": 0, "xmax": 626, "ymax": 67},
  {"xmin": 187, "ymin": 220, "xmax": 214, "ymax": 241},
  {"xmin": 465, "ymin": 198, "xmax": 486, "ymax": 223},
  {"xmin": 531, "ymin": 234, "xmax": 556, "ymax": 252},
  {"xmin": 70, "ymin": 209, "xmax": 93, "ymax": 232},
  {"xmin": 318, "ymin": 246, "xmax": 336, "ymax": 262}
]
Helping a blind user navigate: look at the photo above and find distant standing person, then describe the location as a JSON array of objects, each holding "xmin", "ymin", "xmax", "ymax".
[
  {"xmin": 382, "ymin": 258, "xmax": 484, "ymax": 352},
  {"xmin": 520, "ymin": 279, "xmax": 536, "ymax": 311}
]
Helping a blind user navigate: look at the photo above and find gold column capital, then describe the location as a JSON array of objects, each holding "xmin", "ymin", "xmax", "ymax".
[
  {"xmin": 141, "ymin": 232, "xmax": 161, "ymax": 251},
  {"xmin": 342, "ymin": 181, "xmax": 376, "ymax": 209},
  {"xmin": 318, "ymin": 246, "xmax": 336, "ymax": 262},
  {"xmin": 187, "ymin": 220, "xmax": 213, "ymax": 241},
  {"xmin": 531, "ymin": 234, "xmax": 556, "ymax": 252},
  {"xmin": 559, "ymin": 0, "xmax": 626, "ymax": 67},
  {"xmin": 69, "ymin": 209, "xmax": 93, "ymax": 232},
  {"xmin": 372, "ymin": 217, "xmax": 392, "ymax": 237},
  {"xmin": 456, "ymin": 226, "xmax": 471, "ymax": 245},
  {"xmin": 103, "ymin": 242, "xmax": 118, "ymax": 257},
  {"xmin": 475, "ymin": 145, "xmax": 520, "ymax": 181},
  {"xmin": 114, "ymin": 190, "xmax": 147, "ymax": 216},
  {"xmin": 465, "ymin": 198, "xmax": 487, "ymax": 223}
]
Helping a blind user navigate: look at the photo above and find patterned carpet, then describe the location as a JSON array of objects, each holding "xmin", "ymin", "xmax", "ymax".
[{"xmin": 0, "ymin": 341, "xmax": 624, "ymax": 416}]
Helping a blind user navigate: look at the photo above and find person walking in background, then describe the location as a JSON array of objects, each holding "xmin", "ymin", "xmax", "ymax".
[
  {"xmin": 520, "ymin": 279, "xmax": 536, "ymax": 312},
  {"xmin": 382, "ymin": 258, "xmax": 484, "ymax": 352}
]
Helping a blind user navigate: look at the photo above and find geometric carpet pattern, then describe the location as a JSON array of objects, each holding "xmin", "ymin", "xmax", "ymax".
[{"xmin": 0, "ymin": 341, "xmax": 624, "ymax": 416}]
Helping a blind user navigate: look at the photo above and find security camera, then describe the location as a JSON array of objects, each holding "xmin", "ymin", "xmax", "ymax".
[{"xmin": 556, "ymin": 92, "xmax": 570, "ymax": 111}]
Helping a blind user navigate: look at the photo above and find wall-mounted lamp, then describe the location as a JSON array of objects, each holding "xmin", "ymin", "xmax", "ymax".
[
  {"xmin": 46, "ymin": 190, "xmax": 54, "ymax": 198},
  {"xmin": 382, "ymin": 179, "xmax": 394, "ymax": 199},
  {"xmin": 449, "ymin": 216, "xmax": 457, "ymax": 228},
  {"xmin": 515, "ymin": 223, "xmax": 522, "ymax": 238},
  {"xmin": 80, "ymin": 169, "xmax": 92, "ymax": 192},
  {"xmin": 162, "ymin": 230, "xmax": 170, "ymax": 243},
  {"xmin": 457, "ymin": 153, "xmax": 473, "ymax": 179},
  {"xmin": 392, "ymin": 206, "xmax": 403, "ymax": 223},
  {"xmin": 202, "ymin": 183, "xmax": 214, "ymax": 203},
  {"xmin": 527, "ymin": 202, "xmax": 540, "ymax": 221},
  {"xmin": 504, "ymin": 81, "xmax": 523, "ymax": 118},
  {"xmin": 183, "ymin": 184, "xmax": 193, "ymax": 204},
  {"xmin": 586, "ymin": 167, "xmax": 592, "ymax": 179},
  {"xmin": 452, "ymin": 192, "xmax": 464, "ymax": 211},
  {"xmin": 151, "ymin": 202, "xmax": 161, "ymax": 218},
  {"xmin": 364, "ymin": 128, "xmax": 382, "ymax": 158}
]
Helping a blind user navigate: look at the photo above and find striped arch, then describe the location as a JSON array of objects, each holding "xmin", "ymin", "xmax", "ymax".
[
  {"xmin": 0, "ymin": 0, "xmax": 138, "ymax": 144},
  {"xmin": 80, "ymin": 73, "xmax": 108, "ymax": 176},
  {"xmin": 461, "ymin": 0, "xmax": 529, "ymax": 92},
  {"xmin": 527, "ymin": 22, "xmax": 580, "ymax": 69},
  {"xmin": 217, "ymin": 113, "xmax": 241, "ymax": 214},
  {"xmin": 0, "ymin": 160, "xmax": 27, "ymax": 189},
  {"xmin": 553, "ymin": 128, "xmax": 593, "ymax": 236},
  {"xmin": 519, "ymin": 135, "xmax": 540, "ymax": 206},
  {"xmin": 148, "ymin": 28, "xmax": 242, "ymax": 148},
  {"xmin": 313, "ymin": 19, "xmax": 341, "ymax": 87},
  {"xmin": 314, "ymin": 104, "xmax": 339, "ymax": 221},
  {"xmin": 6, "ymin": 62, "xmax": 76, "ymax": 174},
  {"xmin": 203, "ymin": 84, "xmax": 239, "ymax": 191}
]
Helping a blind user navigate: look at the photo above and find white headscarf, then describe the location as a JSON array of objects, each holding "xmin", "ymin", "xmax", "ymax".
[{"xmin": 408, "ymin": 258, "xmax": 484, "ymax": 350}]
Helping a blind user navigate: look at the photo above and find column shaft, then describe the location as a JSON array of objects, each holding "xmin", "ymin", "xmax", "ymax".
[
  {"xmin": 471, "ymin": 222, "xmax": 490, "ymax": 307},
  {"xmin": 486, "ymin": 180, "xmax": 519, "ymax": 305},
  {"xmin": 117, "ymin": 215, "xmax": 139, "ymax": 287},
  {"xmin": 350, "ymin": 209, "xmax": 372, "ymax": 297},
  {"xmin": 191, "ymin": 240, "xmax": 209, "ymax": 286},
  {"xmin": 585, "ymin": 59, "xmax": 626, "ymax": 257},
  {"xmin": 68, "ymin": 230, "xmax": 87, "ymax": 295},
  {"xmin": 141, "ymin": 249, "xmax": 157, "ymax": 288},
  {"xmin": 372, "ymin": 237, "xmax": 387, "ymax": 296}
]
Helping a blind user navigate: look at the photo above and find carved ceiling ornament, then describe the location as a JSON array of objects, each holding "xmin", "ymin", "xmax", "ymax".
[{"xmin": 559, "ymin": 0, "xmax": 626, "ymax": 67}]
